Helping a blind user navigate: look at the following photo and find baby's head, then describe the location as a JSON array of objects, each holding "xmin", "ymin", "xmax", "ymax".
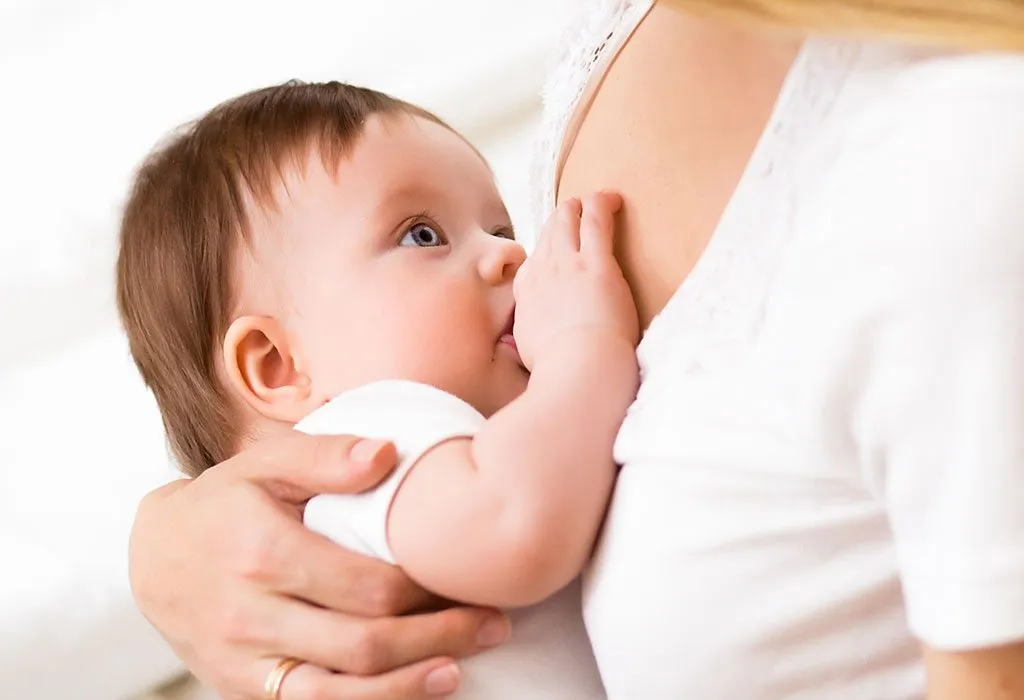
[{"xmin": 117, "ymin": 81, "xmax": 528, "ymax": 477}]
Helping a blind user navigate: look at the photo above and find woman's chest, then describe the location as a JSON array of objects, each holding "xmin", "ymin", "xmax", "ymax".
[
  {"xmin": 555, "ymin": 3, "xmax": 799, "ymax": 330},
  {"xmin": 582, "ymin": 264, "xmax": 926, "ymax": 695},
  {"xmin": 583, "ymin": 355, "xmax": 924, "ymax": 698},
  {"xmin": 582, "ymin": 450, "xmax": 923, "ymax": 699}
]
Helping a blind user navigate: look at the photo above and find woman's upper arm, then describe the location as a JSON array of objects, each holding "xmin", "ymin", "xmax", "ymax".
[
  {"xmin": 924, "ymin": 643, "xmax": 1024, "ymax": 700},
  {"xmin": 807, "ymin": 71, "xmax": 1024, "ymax": 660}
]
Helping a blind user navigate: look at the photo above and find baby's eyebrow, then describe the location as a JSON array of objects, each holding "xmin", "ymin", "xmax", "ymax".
[{"xmin": 372, "ymin": 181, "xmax": 438, "ymax": 214}]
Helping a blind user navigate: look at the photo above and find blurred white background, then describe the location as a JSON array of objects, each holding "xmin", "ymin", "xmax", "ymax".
[{"xmin": 0, "ymin": 1, "xmax": 568, "ymax": 697}]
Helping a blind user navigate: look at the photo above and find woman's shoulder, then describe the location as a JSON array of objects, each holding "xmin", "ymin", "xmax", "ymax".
[
  {"xmin": 879, "ymin": 44, "xmax": 1024, "ymax": 98},
  {"xmin": 827, "ymin": 43, "xmax": 1024, "ymax": 169},
  {"xmin": 803, "ymin": 44, "xmax": 1024, "ymax": 247},
  {"xmin": 787, "ymin": 44, "xmax": 1024, "ymax": 312}
]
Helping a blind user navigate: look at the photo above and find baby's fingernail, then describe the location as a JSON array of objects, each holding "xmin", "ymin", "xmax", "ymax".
[
  {"xmin": 350, "ymin": 439, "xmax": 388, "ymax": 464},
  {"xmin": 425, "ymin": 663, "xmax": 461, "ymax": 695},
  {"xmin": 477, "ymin": 615, "xmax": 511, "ymax": 648}
]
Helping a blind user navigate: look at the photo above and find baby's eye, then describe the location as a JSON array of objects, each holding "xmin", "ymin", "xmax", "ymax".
[
  {"xmin": 400, "ymin": 223, "xmax": 447, "ymax": 248},
  {"xmin": 492, "ymin": 226, "xmax": 515, "ymax": 240}
]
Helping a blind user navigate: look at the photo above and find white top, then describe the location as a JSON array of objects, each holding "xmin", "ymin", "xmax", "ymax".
[
  {"xmin": 300, "ymin": 381, "xmax": 486, "ymax": 563},
  {"xmin": 537, "ymin": 5, "xmax": 1024, "ymax": 699},
  {"xmin": 297, "ymin": 380, "xmax": 606, "ymax": 700}
]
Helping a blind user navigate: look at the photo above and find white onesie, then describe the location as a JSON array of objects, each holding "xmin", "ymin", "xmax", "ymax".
[{"xmin": 297, "ymin": 380, "xmax": 606, "ymax": 700}]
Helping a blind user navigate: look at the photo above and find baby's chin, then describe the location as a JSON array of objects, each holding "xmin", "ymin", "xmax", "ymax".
[{"xmin": 481, "ymin": 359, "xmax": 530, "ymax": 417}]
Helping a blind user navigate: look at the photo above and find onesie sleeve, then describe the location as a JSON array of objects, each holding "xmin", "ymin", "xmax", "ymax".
[
  {"xmin": 295, "ymin": 380, "xmax": 486, "ymax": 564},
  {"xmin": 799, "ymin": 73, "xmax": 1024, "ymax": 650}
]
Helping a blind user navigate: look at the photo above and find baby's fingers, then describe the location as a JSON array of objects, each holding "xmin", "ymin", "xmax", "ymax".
[
  {"xmin": 579, "ymin": 192, "xmax": 622, "ymax": 260},
  {"xmin": 545, "ymin": 197, "xmax": 582, "ymax": 256}
]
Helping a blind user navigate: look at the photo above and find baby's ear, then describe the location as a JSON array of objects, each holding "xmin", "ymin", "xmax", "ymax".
[{"xmin": 222, "ymin": 316, "xmax": 315, "ymax": 423}]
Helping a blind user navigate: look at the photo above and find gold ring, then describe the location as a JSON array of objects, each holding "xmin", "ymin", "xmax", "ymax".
[{"xmin": 264, "ymin": 657, "xmax": 303, "ymax": 700}]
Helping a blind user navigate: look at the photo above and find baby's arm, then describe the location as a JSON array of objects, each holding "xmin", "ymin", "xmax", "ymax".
[
  {"xmin": 390, "ymin": 330, "xmax": 636, "ymax": 608},
  {"xmin": 389, "ymin": 194, "xmax": 639, "ymax": 608}
]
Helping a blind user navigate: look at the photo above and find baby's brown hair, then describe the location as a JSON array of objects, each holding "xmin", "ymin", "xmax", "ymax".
[{"xmin": 116, "ymin": 80, "xmax": 449, "ymax": 477}]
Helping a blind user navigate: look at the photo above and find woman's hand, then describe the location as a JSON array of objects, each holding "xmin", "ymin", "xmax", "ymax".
[{"xmin": 130, "ymin": 432, "xmax": 511, "ymax": 699}]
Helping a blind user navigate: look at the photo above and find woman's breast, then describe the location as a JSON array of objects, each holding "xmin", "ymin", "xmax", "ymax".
[{"xmin": 583, "ymin": 361, "xmax": 924, "ymax": 699}]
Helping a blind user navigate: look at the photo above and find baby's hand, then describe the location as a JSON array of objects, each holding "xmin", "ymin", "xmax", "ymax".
[{"xmin": 513, "ymin": 193, "xmax": 639, "ymax": 371}]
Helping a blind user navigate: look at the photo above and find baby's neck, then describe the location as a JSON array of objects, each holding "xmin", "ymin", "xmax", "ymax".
[{"xmin": 238, "ymin": 414, "xmax": 297, "ymax": 456}]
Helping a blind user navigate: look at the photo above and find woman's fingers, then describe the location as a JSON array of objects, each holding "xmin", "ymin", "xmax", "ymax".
[
  {"xmin": 356, "ymin": 607, "xmax": 510, "ymax": 672},
  {"xmin": 278, "ymin": 657, "xmax": 463, "ymax": 700},
  {"xmin": 579, "ymin": 192, "xmax": 622, "ymax": 259},
  {"xmin": 270, "ymin": 599, "xmax": 510, "ymax": 675},
  {"xmin": 130, "ymin": 433, "xmax": 482, "ymax": 700},
  {"xmin": 226, "ymin": 432, "xmax": 399, "ymax": 503},
  {"xmin": 258, "ymin": 520, "xmax": 437, "ymax": 614}
]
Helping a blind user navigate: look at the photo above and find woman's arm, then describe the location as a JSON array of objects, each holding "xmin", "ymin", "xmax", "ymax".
[
  {"xmin": 925, "ymin": 645, "xmax": 1024, "ymax": 700},
  {"xmin": 798, "ymin": 67, "xmax": 1024, "ymax": 698},
  {"xmin": 131, "ymin": 432, "xmax": 510, "ymax": 700}
]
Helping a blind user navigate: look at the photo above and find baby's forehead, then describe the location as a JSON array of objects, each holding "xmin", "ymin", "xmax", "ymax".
[
  {"xmin": 245, "ymin": 113, "xmax": 504, "ymax": 246},
  {"xmin": 349, "ymin": 113, "xmax": 496, "ymax": 183}
]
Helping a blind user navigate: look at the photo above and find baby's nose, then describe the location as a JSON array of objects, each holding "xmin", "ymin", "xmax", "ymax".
[{"xmin": 480, "ymin": 238, "xmax": 526, "ymax": 285}]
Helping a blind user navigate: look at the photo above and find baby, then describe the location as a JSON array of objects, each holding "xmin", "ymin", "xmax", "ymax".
[{"xmin": 116, "ymin": 80, "xmax": 639, "ymax": 698}]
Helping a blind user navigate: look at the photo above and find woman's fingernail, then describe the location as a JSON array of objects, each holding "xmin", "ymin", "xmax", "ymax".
[
  {"xmin": 425, "ymin": 663, "xmax": 460, "ymax": 695},
  {"xmin": 350, "ymin": 439, "xmax": 387, "ymax": 464},
  {"xmin": 476, "ymin": 615, "xmax": 511, "ymax": 648}
]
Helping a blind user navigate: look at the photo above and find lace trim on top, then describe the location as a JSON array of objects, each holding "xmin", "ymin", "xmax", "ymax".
[
  {"xmin": 531, "ymin": 0, "xmax": 655, "ymax": 231},
  {"xmin": 532, "ymin": 8, "xmax": 863, "ymax": 374},
  {"xmin": 633, "ymin": 38, "xmax": 863, "ymax": 374}
]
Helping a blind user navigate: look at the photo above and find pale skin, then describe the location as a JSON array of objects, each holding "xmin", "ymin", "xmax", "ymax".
[
  {"xmin": 222, "ymin": 113, "xmax": 638, "ymax": 614},
  {"xmin": 135, "ymin": 109, "xmax": 635, "ymax": 700},
  {"xmin": 128, "ymin": 2, "xmax": 1024, "ymax": 699}
]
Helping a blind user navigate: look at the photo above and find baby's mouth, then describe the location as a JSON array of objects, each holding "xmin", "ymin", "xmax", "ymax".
[
  {"xmin": 499, "ymin": 333, "xmax": 518, "ymax": 352},
  {"xmin": 498, "ymin": 310, "xmax": 518, "ymax": 353}
]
